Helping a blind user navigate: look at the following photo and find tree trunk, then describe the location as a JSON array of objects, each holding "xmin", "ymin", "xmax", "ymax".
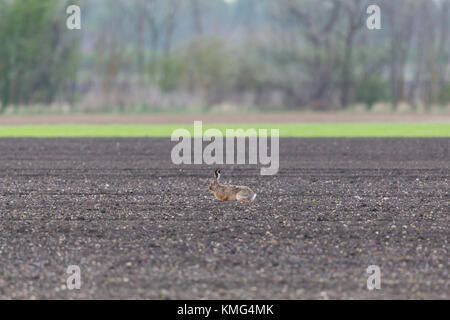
[{"xmin": 341, "ymin": 28, "xmax": 355, "ymax": 108}]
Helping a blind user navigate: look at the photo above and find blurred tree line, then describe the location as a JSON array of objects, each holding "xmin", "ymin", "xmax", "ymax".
[
  {"xmin": 0, "ymin": 0, "xmax": 449, "ymax": 113},
  {"xmin": 0, "ymin": 0, "xmax": 78, "ymax": 112}
]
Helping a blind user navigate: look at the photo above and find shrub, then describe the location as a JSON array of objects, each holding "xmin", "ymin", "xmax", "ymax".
[
  {"xmin": 355, "ymin": 76, "xmax": 389, "ymax": 110},
  {"xmin": 439, "ymin": 82, "xmax": 450, "ymax": 105}
]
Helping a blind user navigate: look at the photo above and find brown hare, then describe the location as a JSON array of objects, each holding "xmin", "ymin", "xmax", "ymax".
[{"xmin": 208, "ymin": 169, "xmax": 256, "ymax": 203}]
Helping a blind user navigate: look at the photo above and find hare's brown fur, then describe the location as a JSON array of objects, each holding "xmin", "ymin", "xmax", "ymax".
[{"xmin": 208, "ymin": 169, "xmax": 256, "ymax": 203}]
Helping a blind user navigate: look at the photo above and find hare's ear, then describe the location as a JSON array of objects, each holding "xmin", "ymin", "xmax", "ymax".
[{"xmin": 214, "ymin": 169, "xmax": 221, "ymax": 180}]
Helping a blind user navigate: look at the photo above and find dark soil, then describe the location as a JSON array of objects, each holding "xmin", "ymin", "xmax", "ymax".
[{"xmin": 0, "ymin": 138, "xmax": 448, "ymax": 299}]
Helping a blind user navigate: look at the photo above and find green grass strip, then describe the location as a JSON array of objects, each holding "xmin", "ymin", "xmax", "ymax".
[{"xmin": 0, "ymin": 123, "xmax": 448, "ymax": 137}]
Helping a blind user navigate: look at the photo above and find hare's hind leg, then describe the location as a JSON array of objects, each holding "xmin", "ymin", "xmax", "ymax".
[{"xmin": 236, "ymin": 191, "xmax": 254, "ymax": 203}]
